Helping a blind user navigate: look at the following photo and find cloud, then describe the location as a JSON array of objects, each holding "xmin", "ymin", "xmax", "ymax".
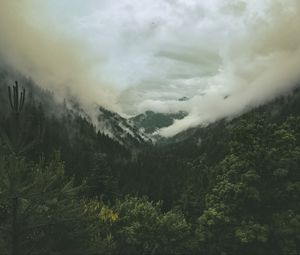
[
  {"xmin": 158, "ymin": 0, "xmax": 300, "ymax": 136},
  {"xmin": 1, "ymin": 0, "xmax": 300, "ymax": 137},
  {"xmin": 89, "ymin": 0, "xmax": 299, "ymax": 136},
  {"xmin": 0, "ymin": 0, "xmax": 119, "ymax": 114}
]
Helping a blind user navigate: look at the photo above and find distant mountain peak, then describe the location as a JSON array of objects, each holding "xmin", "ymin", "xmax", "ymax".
[
  {"xmin": 130, "ymin": 110, "xmax": 187, "ymax": 135},
  {"xmin": 97, "ymin": 107, "xmax": 153, "ymax": 147}
]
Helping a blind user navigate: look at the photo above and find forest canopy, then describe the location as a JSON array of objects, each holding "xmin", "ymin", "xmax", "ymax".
[{"xmin": 0, "ymin": 73, "xmax": 299, "ymax": 254}]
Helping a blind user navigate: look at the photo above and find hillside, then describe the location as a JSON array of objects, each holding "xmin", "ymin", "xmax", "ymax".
[
  {"xmin": 0, "ymin": 69, "xmax": 299, "ymax": 254},
  {"xmin": 130, "ymin": 110, "xmax": 187, "ymax": 134}
]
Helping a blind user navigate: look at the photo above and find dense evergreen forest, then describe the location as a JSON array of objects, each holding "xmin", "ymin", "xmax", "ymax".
[{"xmin": 0, "ymin": 69, "xmax": 299, "ymax": 254}]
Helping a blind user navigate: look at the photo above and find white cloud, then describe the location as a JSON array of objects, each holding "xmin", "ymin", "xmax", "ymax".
[{"xmin": 1, "ymin": 0, "xmax": 300, "ymax": 136}]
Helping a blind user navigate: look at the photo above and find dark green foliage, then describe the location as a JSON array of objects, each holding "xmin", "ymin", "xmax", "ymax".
[
  {"xmin": 0, "ymin": 154, "xmax": 91, "ymax": 254},
  {"xmin": 193, "ymin": 115, "xmax": 300, "ymax": 254},
  {"xmin": 113, "ymin": 196, "xmax": 192, "ymax": 255},
  {"xmin": 0, "ymin": 79, "xmax": 91, "ymax": 254},
  {"xmin": 0, "ymin": 68, "xmax": 300, "ymax": 254},
  {"xmin": 121, "ymin": 91, "xmax": 300, "ymax": 254},
  {"xmin": 86, "ymin": 152, "xmax": 119, "ymax": 201}
]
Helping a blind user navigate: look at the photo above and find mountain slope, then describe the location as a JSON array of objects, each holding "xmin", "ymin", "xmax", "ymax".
[
  {"xmin": 0, "ymin": 67, "xmax": 151, "ymax": 148},
  {"xmin": 97, "ymin": 107, "xmax": 152, "ymax": 147},
  {"xmin": 1, "ymin": 65, "xmax": 300, "ymax": 254},
  {"xmin": 130, "ymin": 110, "xmax": 187, "ymax": 134}
]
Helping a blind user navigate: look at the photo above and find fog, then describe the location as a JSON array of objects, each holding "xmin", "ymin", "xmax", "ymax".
[
  {"xmin": 0, "ymin": 0, "xmax": 119, "ymax": 114},
  {"xmin": 1, "ymin": 0, "xmax": 300, "ymax": 136}
]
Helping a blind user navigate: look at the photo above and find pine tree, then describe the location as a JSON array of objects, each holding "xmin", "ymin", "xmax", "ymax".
[{"xmin": 0, "ymin": 82, "xmax": 89, "ymax": 254}]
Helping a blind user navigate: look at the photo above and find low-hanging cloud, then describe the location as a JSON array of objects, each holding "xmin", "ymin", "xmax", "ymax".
[
  {"xmin": 112, "ymin": 0, "xmax": 300, "ymax": 136},
  {"xmin": 1, "ymin": 0, "xmax": 300, "ymax": 137},
  {"xmin": 158, "ymin": 0, "xmax": 300, "ymax": 136},
  {"xmin": 0, "ymin": 0, "xmax": 119, "ymax": 115}
]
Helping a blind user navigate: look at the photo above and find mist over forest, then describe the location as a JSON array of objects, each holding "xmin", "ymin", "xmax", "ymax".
[{"xmin": 0, "ymin": 1, "xmax": 300, "ymax": 254}]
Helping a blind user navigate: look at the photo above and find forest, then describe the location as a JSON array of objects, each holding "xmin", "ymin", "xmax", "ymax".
[{"xmin": 0, "ymin": 70, "xmax": 299, "ymax": 254}]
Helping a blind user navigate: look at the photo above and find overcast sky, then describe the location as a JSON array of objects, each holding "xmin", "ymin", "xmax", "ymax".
[{"xmin": 1, "ymin": 0, "xmax": 300, "ymax": 136}]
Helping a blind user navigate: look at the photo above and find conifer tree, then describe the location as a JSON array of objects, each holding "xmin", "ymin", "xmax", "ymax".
[{"xmin": 0, "ymin": 82, "xmax": 89, "ymax": 254}]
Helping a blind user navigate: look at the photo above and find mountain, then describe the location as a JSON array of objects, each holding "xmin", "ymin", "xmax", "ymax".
[
  {"xmin": 0, "ymin": 67, "xmax": 149, "ymax": 184},
  {"xmin": 97, "ymin": 107, "xmax": 152, "ymax": 147},
  {"xmin": 120, "ymin": 86, "xmax": 300, "ymax": 255},
  {"xmin": 130, "ymin": 110, "xmax": 187, "ymax": 134},
  {"xmin": 1, "ymin": 66, "xmax": 300, "ymax": 254},
  {"xmin": 0, "ymin": 67, "xmax": 151, "ymax": 149}
]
